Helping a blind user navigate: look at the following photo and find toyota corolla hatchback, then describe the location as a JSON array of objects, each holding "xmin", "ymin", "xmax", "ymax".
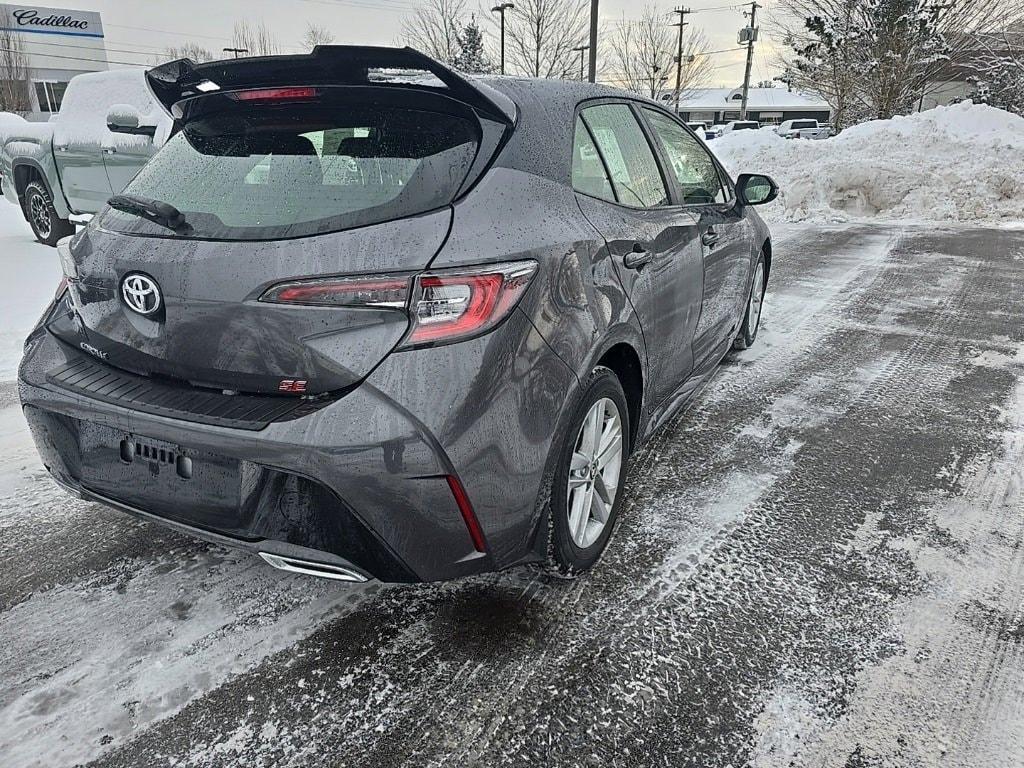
[{"xmin": 19, "ymin": 47, "xmax": 778, "ymax": 583}]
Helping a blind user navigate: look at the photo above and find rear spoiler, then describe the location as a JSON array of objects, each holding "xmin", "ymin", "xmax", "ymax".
[{"xmin": 146, "ymin": 45, "xmax": 516, "ymax": 124}]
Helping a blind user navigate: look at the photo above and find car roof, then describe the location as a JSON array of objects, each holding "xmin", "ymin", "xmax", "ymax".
[{"xmin": 474, "ymin": 76, "xmax": 671, "ymax": 185}]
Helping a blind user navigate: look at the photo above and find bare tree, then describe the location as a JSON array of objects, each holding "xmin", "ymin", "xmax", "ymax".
[
  {"xmin": 501, "ymin": 0, "xmax": 591, "ymax": 79},
  {"xmin": 773, "ymin": 0, "xmax": 863, "ymax": 130},
  {"xmin": 609, "ymin": 9, "xmax": 674, "ymax": 97},
  {"xmin": 400, "ymin": 0, "xmax": 467, "ymax": 64},
  {"xmin": 232, "ymin": 20, "xmax": 280, "ymax": 57},
  {"xmin": 302, "ymin": 23, "xmax": 335, "ymax": 51},
  {"xmin": 970, "ymin": 28, "xmax": 1024, "ymax": 113},
  {"xmin": 609, "ymin": 7, "xmax": 712, "ymax": 100},
  {"xmin": 775, "ymin": 0, "xmax": 1024, "ymax": 127},
  {"xmin": 157, "ymin": 43, "xmax": 217, "ymax": 64},
  {"xmin": 0, "ymin": 8, "xmax": 30, "ymax": 114}
]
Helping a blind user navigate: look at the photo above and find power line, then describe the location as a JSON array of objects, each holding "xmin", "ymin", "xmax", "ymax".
[
  {"xmin": 294, "ymin": 0, "xmax": 417, "ymax": 11},
  {"xmin": 0, "ymin": 45, "xmax": 156, "ymax": 68},
  {"xmin": 7, "ymin": 37, "xmax": 171, "ymax": 62},
  {"xmin": 105, "ymin": 23, "xmax": 234, "ymax": 44}
]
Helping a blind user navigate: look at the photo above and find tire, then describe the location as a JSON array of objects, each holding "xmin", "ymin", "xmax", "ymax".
[
  {"xmin": 545, "ymin": 366, "xmax": 631, "ymax": 577},
  {"xmin": 24, "ymin": 180, "xmax": 74, "ymax": 247},
  {"xmin": 733, "ymin": 252, "xmax": 767, "ymax": 350}
]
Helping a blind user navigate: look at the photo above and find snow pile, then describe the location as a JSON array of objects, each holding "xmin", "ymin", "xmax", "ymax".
[
  {"xmin": 0, "ymin": 204, "xmax": 62, "ymax": 380},
  {"xmin": 711, "ymin": 102, "xmax": 1024, "ymax": 223},
  {"xmin": 0, "ymin": 113, "xmax": 26, "ymax": 140},
  {"xmin": 0, "ymin": 112, "xmax": 53, "ymax": 147}
]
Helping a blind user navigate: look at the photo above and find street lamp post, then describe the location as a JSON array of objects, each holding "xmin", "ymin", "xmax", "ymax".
[
  {"xmin": 587, "ymin": 0, "xmax": 599, "ymax": 83},
  {"xmin": 491, "ymin": 3, "xmax": 515, "ymax": 76},
  {"xmin": 572, "ymin": 44, "xmax": 590, "ymax": 81}
]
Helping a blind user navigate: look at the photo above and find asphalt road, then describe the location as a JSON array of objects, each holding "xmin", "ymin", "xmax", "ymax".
[{"xmin": 2, "ymin": 223, "xmax": 1023, "ymax": 767}]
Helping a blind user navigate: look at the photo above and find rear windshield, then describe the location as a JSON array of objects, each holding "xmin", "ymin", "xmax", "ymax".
[
  {"xmin": 100, "ymin": 105, "xmax": 480, "ymax": 240},
  {"xmin": 732, "ymin": 122, "xmax": 758, "ymax": 130},
  {"xmin": 790, "ymin": 120, "xmax": 817, "ymax": 129}
]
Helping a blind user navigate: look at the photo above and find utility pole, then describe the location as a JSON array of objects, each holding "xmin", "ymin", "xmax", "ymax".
[
  {"xmin": 491, "ymin": 3, "xmax": 515, "ymax": 76},
  {"xmin": 223, "ymin": 47, "xmax": 248, "ymax": 59},
  {"xmin": 671, "ymin": 6, "xmax": 691, "ymax": 115},
  {"xmin": 739, "ymin": 1, "xmax": 760, "ymax": 120},
  {"xmin": 587, "ymin": 0, "xmax": 599, "ymax": 83},
  {"xmin": 572, "ymin": 44, "xmax": 590, "ymax": 81}
]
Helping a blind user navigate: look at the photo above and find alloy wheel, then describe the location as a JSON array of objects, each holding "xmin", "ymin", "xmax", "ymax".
[
  {"xmin": 29, "ymin": 192, "xmax": 51, "ymax": 239},
  {"xmin": 567, "ymin": 397, "xmax": 624, "ymax": 549}
]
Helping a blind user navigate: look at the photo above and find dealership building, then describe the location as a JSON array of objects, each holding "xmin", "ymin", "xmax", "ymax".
[
  {"xmin": 658, "ymin": 87, "xmax": 832, "ymax": 126},
  {"xmin": 0, "ymin": 3, "xmax": 108, "ymax": 120}
]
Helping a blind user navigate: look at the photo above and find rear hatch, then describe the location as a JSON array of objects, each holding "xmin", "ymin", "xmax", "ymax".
[{"xmin": 54, "ymin": 47, "xmax": 514, "ymax": 396}]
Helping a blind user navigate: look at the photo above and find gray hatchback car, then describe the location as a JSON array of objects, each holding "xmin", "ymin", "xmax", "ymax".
[{"xmin": 19, "ymin": 47, "xmax": 777, "ymax": 583}]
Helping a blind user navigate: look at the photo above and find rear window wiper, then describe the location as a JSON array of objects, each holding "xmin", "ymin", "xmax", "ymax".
[{"xmin": 107, "ymin": 194, "xmax": 193, "ymax": 234}]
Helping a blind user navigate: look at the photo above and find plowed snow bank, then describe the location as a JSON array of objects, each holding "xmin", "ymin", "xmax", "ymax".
[{"xmin": 711, "ymin": 102, "xmax": 1024, "ymax": 223}]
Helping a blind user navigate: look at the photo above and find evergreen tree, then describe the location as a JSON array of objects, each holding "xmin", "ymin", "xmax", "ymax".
[{"xmin": 454, "ymin": 15, "xmax": 494, "ymax": 74}]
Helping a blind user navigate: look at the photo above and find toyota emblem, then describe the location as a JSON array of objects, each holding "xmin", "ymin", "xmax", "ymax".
[{"xmin": 121, "ymin": 273, "xmax": 162, "ymax": 316}]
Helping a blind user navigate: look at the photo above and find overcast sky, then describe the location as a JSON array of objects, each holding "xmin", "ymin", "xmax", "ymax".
[{"xmin": 39, "ymin": 0, "xmax": 783, "ymax": 88}]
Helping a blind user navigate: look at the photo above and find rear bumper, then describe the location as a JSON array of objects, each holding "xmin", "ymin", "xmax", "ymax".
[{"xmin": 19, "ymin": 309, "xmax": 578, "ymax": 582}]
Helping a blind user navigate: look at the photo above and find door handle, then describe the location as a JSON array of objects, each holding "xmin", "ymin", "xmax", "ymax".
[
  {"xmin": 623, "ymin": 243, "xmax": 653, "ymax": 270},
  {"xmin": 701, "ymin": 227, "xmax": 719, "ymax": 248}
]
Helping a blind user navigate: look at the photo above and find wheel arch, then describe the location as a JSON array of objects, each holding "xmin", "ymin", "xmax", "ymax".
[
  {"xmin": 13, "ymin": 158, "xmax": 72, "ymax": 221},
  {"xmin": 13, "ymin": 161, "xmax": 50, "ymax": 215},
  {"xmin": 596, "ymin": 341, "xmax": 644, "ymax": 449}
]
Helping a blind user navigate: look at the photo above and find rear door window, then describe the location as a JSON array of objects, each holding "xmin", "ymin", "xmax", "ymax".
[
  {"xmin": 580, "ymin": 104, "xmax": 669, "ymax": 208},
  {"xmin": 642, "ymin": 108, "xmax": 726, "ymax": 205},
  {"xmin": 101, "ymin": 105, "xmax": 479, "ymax": 240},
  {"xmin": 571, "ymin": 117, "xmax": 615, "ymax": 202}
]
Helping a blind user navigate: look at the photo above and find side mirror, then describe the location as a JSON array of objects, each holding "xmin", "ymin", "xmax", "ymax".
[
  {"xmin": 736, "ymin": 173, "xmax": 779, "ymax": 206},
  {"xmin": 106, "ymin": 105, "xmax": 157, "ymax": 138}
]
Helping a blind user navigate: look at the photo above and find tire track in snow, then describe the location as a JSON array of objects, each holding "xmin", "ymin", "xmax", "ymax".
[
  {"xmin": 6, "ymin": 225, "xmax": 1021, "ymax": 768},
  {"xmin": 88, "ymin": 225, "xmax": 916, "ymax": 767}
]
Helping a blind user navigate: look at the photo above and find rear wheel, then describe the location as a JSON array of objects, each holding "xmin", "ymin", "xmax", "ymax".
[
  {"xmin": 24, "ymin": 180, "xmax": 74, "ymax": 247},
  {"xmin": 733, "ymin": 253, "xmax": 766, "ymax": 350},
  {"xmin": 546, "ymin": 367, "xmax": 631, "ymax": 576}
]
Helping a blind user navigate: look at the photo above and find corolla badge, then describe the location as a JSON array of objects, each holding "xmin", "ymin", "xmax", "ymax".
[{"xmin": 121, "ymin": 273, "xmax": 162, "ymax": 316}]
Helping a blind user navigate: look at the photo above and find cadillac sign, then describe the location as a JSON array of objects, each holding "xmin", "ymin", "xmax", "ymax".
[{"xmin": 0, "ymin": 4, "xmax": 104, "ymax": 37}]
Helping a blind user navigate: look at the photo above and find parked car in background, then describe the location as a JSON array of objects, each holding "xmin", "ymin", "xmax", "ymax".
[
  {"xmin": 0, "ymin": 69, "xmax": 170, "ymax": 246},
  {"xmin": 21, "ymin": 46, "xmax": 779, "ymax": 584},
  {"xmin": 775, "ymin": 119, "xmax": 830, "ymax": 140},
  {"xmin": 686, "ymin": 121, "xmax": 707, "ymax": 135},
  {"xmin": 722, "ymin": 120, "xmax": 760, "ymax": 134},
  {"xmin": 706, "ymin": 124, "xmax": 727, "ymax": 139}
]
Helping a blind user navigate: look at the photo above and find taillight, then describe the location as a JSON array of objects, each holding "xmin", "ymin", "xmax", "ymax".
[
  {"xmin": 402, "ymin": 261, "xmax": 537, "ymax": 348},
  {"xmin": 229, "ymin": 87, "xmax": 320, "ymax": 104},
  {"xmin": 260, "ymin": 275, "xmax": 411, "ymax": 308},
  {"xmin": 259, "ymin": 260, "xmax": 537, "ymax": 348}
]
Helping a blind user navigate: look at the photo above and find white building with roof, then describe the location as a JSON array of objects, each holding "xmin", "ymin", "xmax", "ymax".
[
  {"xmin": 655, "ymin": 87, "xmax": 831, "ymax": 126},
  {"xmin": 0, "ymin": 3, "xmax": 108, "ymax": 120}
]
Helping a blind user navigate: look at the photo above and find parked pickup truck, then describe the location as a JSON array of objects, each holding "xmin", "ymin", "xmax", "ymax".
[
  {"xmin": 775, "ymin": 119, "xmax": 830, "ymax": 140},
  {"xmin": 0, "ymin": 69, "xmax": 170, "ymax": 245}
]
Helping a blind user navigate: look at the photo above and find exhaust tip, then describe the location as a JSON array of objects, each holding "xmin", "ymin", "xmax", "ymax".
[{"xmin": 258, "ymin": 552, "xmax": 368, "ymax": 583}]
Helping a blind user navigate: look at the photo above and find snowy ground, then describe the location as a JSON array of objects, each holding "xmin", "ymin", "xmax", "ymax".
[
  {"xmin": 0, "ymin": 203, "xmax": 62, "ymax": 380},
  {"xmin": 2, "ymin": 207, "xmax": 1024, "ymax": 766}
]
